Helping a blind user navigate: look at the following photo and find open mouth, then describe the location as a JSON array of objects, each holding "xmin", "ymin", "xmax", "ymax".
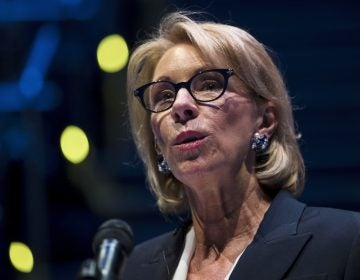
[
  {"xmin": 181, "ymin": 136, "xmax": 202, "ymax": 144},
  {"xmin": 174, "ymin": 131, "xmax": 206, "ymax": 146}
]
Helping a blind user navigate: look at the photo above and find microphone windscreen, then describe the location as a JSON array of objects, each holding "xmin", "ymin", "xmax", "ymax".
[{"xmin": 92, "ymin": 219, "xmax": 134, "ymax": 256}]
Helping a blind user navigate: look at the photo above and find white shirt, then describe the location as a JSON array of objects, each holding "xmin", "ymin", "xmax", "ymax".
[{"xmin": 172, "ymin": 227, "xmax": 243, "ymax": 280}]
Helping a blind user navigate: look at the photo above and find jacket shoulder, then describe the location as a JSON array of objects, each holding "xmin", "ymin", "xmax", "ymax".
[
  {"xmin": 301, "ymin": 206, "xmax": 360, "ymax": 231},
  {"xmin": 300, "ymin": 206, "xmax": 360, "ymax": 243},
  {"xmin": 290, "ymin": 206, "xmax": 360, "ymax": 278}
]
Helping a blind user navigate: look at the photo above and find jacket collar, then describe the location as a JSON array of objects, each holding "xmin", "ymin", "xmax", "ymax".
[
  {"xmin": 135, "ymin": 219, "xmax": 190, "ymax": 280},
  {"xmin": 230, "ymin": 190, "xmax": 311, "ymax": 280}
]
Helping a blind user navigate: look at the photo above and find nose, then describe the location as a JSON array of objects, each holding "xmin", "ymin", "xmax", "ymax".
[{"xmin": 170, "ymin": 88, "xmax": 199, "ymax": 123}]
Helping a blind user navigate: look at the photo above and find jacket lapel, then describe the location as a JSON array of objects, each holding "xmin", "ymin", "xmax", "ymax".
[
  {"xmin": 136, "ymin": 221, "xmax": 190, "ymax": 280},
  {"xmin": 230, "ymin": 191, "xmax": 312, "ymax": 280},
  {"xmin": 135, "ymin": 191, "xmax": 311, "ymax": 280}
]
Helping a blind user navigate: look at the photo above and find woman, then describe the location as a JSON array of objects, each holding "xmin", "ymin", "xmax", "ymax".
[{"xmin": 122, "ymin": 12, "xmax": 360, "ymax": 280}]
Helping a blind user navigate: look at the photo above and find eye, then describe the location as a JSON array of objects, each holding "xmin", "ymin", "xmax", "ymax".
[
  {"xmin": 154, "ymin": 89, "xmax": 175, "ymax": 103},
  {"xmin": 192, "ymin": 71, "xmax": 225, "ymax": 94},
  {"xmin": 147, "ymin": 82, "xmax": 176, "ymax": 110},
  {"xmin": 198, "ymin": 79, "xmax": 223, "ymax": 91}
]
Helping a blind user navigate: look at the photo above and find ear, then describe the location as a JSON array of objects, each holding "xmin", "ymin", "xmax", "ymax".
[{"xmin": 257, "ymin": 101, "xmax": 277, "ymax": 138}]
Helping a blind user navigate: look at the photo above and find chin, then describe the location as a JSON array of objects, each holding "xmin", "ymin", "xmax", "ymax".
[{"xmin": 174, "ymin": 160, "xmax": 216, "ymax": 179}]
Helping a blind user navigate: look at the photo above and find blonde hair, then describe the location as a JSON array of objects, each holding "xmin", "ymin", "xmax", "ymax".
[{"xmin": 127, "ymin": 12, "xmax": 305, "ymax": 214}]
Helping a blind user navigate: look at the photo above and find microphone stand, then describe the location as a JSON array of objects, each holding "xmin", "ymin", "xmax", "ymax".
[{"xmin": 78, "ymin": 258, "xmax": 97, "ymax": 279}]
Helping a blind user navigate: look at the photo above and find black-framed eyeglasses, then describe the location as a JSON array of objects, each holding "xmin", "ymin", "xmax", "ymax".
[{"xmin": 134, "ymin": 68, "xmax": 234, "ymax": 113}]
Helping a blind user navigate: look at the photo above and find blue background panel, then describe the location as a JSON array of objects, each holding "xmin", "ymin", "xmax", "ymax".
[{"xmin": 0, "ymin": 1, "xmax": 359, "ymax": 279}]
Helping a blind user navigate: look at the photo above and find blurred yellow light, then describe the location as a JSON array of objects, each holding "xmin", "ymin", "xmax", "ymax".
[
  {"xmin": 60, "ymin": 125, "xmax": 89, "ymax": 164},
  {"xmin": 97, "ymin": 34, "xmax": 129, "ymax": 73},
  {"xmin": 9, "ymin": 242, "xmax": 34, "ymax": 273}
]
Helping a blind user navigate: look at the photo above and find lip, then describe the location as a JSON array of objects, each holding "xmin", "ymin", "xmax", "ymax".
[{"xmin": 173, "ymin": 130, "xmax": 207, "ymax": 146}]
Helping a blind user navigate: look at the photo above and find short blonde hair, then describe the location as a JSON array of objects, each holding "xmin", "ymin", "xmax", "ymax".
[{"xmin": 127, "ymin": 12, "xmax": 305, "ymax": 214}]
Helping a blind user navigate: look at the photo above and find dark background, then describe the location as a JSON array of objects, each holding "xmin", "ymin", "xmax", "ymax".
[{"xmin": 1, "ymin": 0, "xmax": 359, "ymax": 279}]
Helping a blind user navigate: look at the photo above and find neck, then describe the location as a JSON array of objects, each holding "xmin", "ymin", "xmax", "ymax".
[{"xmin": 185, "ymin": 174, "xmax": 271, "ymax": 258}]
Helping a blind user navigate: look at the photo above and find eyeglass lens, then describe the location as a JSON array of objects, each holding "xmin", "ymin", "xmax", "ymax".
[{"xmin": 143, "ymin": 70, "xmax": 226, "ymax": 112}]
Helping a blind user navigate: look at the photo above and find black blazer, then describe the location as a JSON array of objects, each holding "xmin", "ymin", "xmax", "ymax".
[{"xmin": 122, "ymin": 191, "xmax": 360, "ymax": 279}]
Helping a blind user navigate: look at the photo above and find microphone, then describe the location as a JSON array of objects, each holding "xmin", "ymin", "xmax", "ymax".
[{"xmin": 92, "ymin": 219, "xmax": 134, "ymax": 280}]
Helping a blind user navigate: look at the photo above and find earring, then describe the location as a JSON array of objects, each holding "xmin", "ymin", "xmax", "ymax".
[
  {"xmin": 250, "ymin": 133, "xmax": 269, "ymax": 153},
  {"xmin": 157, "ymin": 154, "xmax": 171, "ymax": 174}
]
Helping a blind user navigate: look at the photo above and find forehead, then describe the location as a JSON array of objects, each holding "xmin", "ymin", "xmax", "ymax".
[{"xmin": 153, "ymin": 44, "xmax": 209, "ymax": 81}]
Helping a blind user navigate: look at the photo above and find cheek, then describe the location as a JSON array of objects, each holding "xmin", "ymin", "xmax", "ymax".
[
  {"xmin": 221, "ymin": 96, "xmax": 258, "ymax": 126},
  {"xmin": 150, "ymin": 117, "xmax": 160, "ymax": 139},
  {"xmin": 150, "ymin": 115, "xmax": 167, "ymax": 147}
]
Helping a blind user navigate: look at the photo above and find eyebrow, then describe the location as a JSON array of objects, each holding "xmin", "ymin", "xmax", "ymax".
[
  {"xmin": 152, "ymin": 67, "xmax": 211, "ymax": 83},
  {"xmin": 155, "ymin": 75, "xmax": 171, "ymax": 82}
]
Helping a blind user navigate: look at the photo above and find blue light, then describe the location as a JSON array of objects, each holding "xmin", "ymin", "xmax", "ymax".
[
  {"xmin": 0, "ymin": 83, "xmax": 24, "ymax": 111},
  {"xmin": 0, "ymin": 23, "xmax": 62, "ymax": 110},
  {"xmin": 19, "ymin": 67, "xmax": 44, "ymax": 99},
  {"xmin": 19, "ymin": 24, "xmax": 60, "ymax": 99},
  {"xmin": 58, "ymin": 0, "xmax": 83, "ymax": 7},
  {"xmin": 0, "ymin": 0, "xmax": 100, "ymax": 22},
  {"xmin": 24, "ymin": 24, "xmax": 60, "ymax": 77},
  {"xmin": 0, "ymin": 82, "xmax": 61, "ymax": 112}
]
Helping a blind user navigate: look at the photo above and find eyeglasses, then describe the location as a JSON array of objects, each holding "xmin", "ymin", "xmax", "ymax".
[{"xmin": 134, "ymin": 68, "xmax": 234, "ymax": 113}]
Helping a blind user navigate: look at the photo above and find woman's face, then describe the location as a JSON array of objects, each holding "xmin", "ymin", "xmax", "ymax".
[{"xmin": 150, "ymin": 44, "xmax": 264, "ymax": 185}]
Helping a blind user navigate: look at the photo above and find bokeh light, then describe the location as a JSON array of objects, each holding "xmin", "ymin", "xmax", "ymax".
[
  {"xmin": 9, "ymin": 242, "xmax": 34, "ymax": 273},
  {"xmin": 19, "ymin": 67, "xmax": 44, "ymax": 98},
  {"xmin": 96, "ymin": 34, "xmax": 129, "ymax": 73},
  {"xmin": 60, "ymin": 125, "xmax": 89, "ymax": 164}
]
